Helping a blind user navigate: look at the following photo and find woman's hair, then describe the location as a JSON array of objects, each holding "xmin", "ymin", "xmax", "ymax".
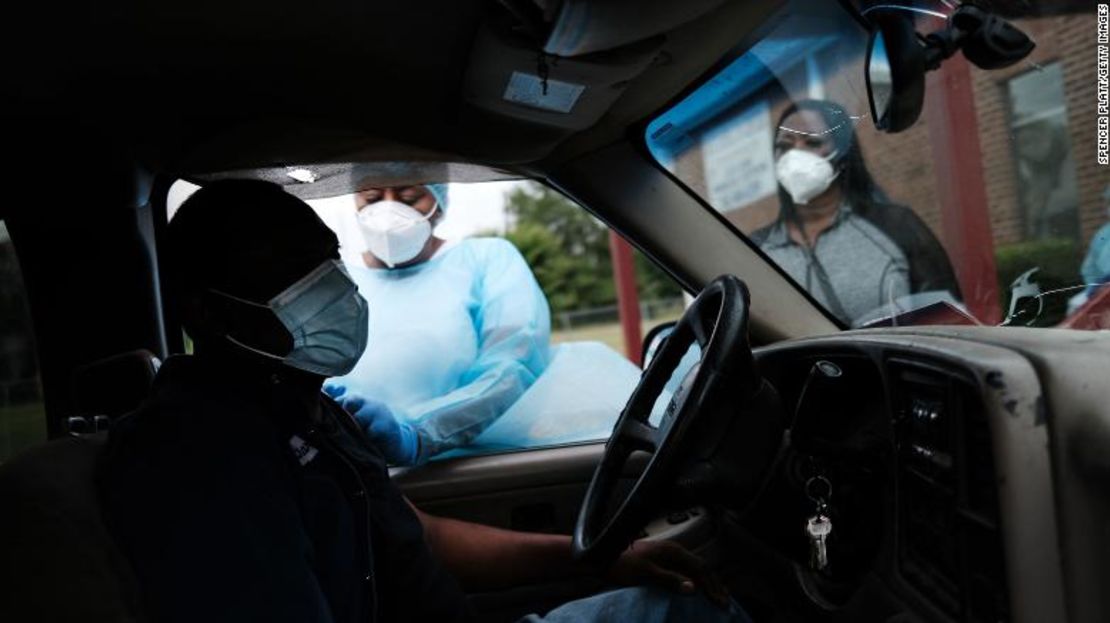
[{"xmin": 774, "ymin": 99, "xmax": 889, "ymax": 220}]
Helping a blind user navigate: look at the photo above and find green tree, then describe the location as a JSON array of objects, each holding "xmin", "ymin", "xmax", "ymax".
[
  {"xmin": 635, "ymin": 252, "xmax": 683, "ymax": 302},
  {"xmin": 503, "ymin": 182, "xmax": 681, "ymax": 315}
]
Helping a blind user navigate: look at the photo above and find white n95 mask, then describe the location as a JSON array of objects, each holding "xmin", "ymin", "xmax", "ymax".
[
  {"xmin": 775, "ymin": 149, "xmax": 840, "ymax": 205},
  {"xmin": 209, "ymin": 260, "xmax": 369, "ymax": 377},
  {"xmin": 357, "ymin": 200, "xmax": 437, "ymax": 268}
]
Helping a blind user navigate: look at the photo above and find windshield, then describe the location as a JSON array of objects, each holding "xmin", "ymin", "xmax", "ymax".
[{"xmin": 647, "ymin": 0, "xmax": 1108, "ymax": 330}]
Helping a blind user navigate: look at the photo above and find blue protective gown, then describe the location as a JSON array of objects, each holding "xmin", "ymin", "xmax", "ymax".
[
  {"xmin": 330, "ymin": 237, "xmax": 551, "ymax": 460},
  {"xmin": 1080, "ymin": 222, "xmax": 1110, "ymax": 286}
]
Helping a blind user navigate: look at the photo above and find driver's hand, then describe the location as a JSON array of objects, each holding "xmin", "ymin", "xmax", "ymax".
[{"xmin": 605, "ymin": 539, "xmax": 730, "ymax": 607}]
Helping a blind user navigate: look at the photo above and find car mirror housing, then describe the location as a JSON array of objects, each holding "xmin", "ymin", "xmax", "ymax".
[{"xmin": 865, "ymin": 12, "xmax": 924, "ymax": 133}]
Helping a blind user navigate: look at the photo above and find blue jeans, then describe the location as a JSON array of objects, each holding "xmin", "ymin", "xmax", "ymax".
[{"xmin": 519, "ymin": 586, "xmax": 751, "ymax": 623}]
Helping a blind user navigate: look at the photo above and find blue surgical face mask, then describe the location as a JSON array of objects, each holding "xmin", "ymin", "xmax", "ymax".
[{"xmin": 209, "ymin": 260, "xmax": 369, "ymax": 377}]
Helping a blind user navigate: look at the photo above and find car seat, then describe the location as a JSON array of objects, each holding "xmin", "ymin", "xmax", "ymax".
[
  {"xmin": 0, "ymin": 349, "xmax": 160, "ymax": 622},
  {"xmin": 67, "ymin": 349, "xmax": 161, "ymax": 433}
]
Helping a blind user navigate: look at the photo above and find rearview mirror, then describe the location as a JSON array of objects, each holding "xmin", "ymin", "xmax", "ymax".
[
  {"xmin": 864, "ymin": 5, "xmax": 1033, "ymax": 134},
  {"xmin": 865, "ymin": 13, "xmax": 924, "ymax": 133},
  {"xmin": 866, "ymin": 32, "xmax": 893, "ymax": 124}
]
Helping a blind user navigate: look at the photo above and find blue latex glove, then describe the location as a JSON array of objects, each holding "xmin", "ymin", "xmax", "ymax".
[
  {"xmin": 324, "ymin": 384, "xmax": 420, "ymax": 465},
  {"xmin": 322, "ymin": 383, "xmax": 349, "ymax": 401}
]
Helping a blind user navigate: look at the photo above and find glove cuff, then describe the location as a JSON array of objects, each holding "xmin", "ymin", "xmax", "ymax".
[{"xmin": 408, "ymin": 424, "xmax": 433, "ymax": 465}]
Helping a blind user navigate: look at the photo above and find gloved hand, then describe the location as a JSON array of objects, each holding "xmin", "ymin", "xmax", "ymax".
[
  {"xmin": 322, "ymin": 383, "xmax": 349, "ymax": 401},
  {"xmin": 324, "ymin": 384, "xmax": 420, "ymax": 465}
]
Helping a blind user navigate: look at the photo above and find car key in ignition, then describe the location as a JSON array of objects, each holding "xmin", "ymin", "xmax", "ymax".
[{"xmin": 805, "ymin": 475, "xmax": 833, "ymax": 571}]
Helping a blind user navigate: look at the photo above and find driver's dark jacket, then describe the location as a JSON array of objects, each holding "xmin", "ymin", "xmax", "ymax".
[{"xmin": 98, "ymin": 355, "xmax": 471, "ymax": 623}]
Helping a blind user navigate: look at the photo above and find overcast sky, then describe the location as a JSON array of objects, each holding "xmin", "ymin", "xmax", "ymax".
[{"xmin": 441, "ymin": 181, "xmax": 523, "ymax": 238}]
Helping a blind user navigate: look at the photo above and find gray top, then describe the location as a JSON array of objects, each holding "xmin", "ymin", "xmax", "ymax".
[{"xmin": 759, "ymin": 205, "xmax": 910, "ymax": 325}]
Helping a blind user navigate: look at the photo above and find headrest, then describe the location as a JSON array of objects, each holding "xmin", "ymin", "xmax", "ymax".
[{"xmin": 71, "ymin": 350, "xmax": 161, "ymax": 420}]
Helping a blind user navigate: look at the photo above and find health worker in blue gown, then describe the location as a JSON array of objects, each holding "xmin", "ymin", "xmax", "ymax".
[{"xmin": 326, "ymin": 183, "xmax": 551, "ymax": 465}]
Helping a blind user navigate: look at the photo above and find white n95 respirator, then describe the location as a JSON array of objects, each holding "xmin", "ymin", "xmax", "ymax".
[
  {"xmin": 357, "ymin": 200, "xmax": 437, "ymax": 268},
  {"xmin": 775, "ymin": 149, "xmax": 841, "ymax": 205}
]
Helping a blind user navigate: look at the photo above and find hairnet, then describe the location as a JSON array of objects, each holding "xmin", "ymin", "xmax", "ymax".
[{"xmin": 425, "ymin": 184, "xmax": 449, "ymax": 213}]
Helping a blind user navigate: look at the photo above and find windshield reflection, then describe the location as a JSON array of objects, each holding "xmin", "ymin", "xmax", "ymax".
[{"xmin": 647, "ymin": 0, "xmax": 1110, "ymax": 331}]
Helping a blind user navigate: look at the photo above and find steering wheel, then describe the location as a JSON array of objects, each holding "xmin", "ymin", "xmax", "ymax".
[{"xmin": 573, "ymin": 274, "xmax": 781, "ymax": 563}]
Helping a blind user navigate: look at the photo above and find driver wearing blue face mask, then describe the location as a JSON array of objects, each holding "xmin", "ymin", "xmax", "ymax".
[
  {"xmin": 326, "ymin": 183, "xmax": 552, "ymax": 466},
  {"xmin": 206, "ymin": 259, "xmax": 368, "ymax": 376},
  {"xmin": 99, "ymin": 179, "xmax": 745, "ymax": 623}
]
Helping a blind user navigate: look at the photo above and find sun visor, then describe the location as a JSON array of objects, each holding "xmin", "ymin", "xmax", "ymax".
[
  {"xmin": 194, "ymin": 162, "xmax": 520, "ymax": 200},
  {"xmin": 544, "ymin": 0, "xmax": 729, "ymax": 57},
  {"xmin": 464, "ymin": 22, "xmax": 663, "ymax": 131}
]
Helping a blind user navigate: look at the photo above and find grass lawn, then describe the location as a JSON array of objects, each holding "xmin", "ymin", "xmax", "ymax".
[
  {"xmin": 0, "ymin": 402, "xmax": 47, "ymax": 463},
  {"xmin": 551, "ymin": 312, "xmax": 682, "ymax": 356}
]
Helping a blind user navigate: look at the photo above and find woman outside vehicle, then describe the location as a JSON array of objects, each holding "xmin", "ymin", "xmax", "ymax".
[
  {"xmin": 326, "ymin": 184, "xmax": 551, "ymax": 465},
  {"xmin": 751, "ymin": 99, "xmax": 961, "ymax": 326}
]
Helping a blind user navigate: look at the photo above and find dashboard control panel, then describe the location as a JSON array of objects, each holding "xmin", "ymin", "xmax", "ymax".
[{"xmin": 890, "ymin": 359, "xmax": 1008, "ymax": 623}]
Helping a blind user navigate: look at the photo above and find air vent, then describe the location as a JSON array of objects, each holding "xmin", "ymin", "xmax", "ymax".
[{"xmin": 889, "ymin": 359, "xmax": 1009, "ymax": 623}]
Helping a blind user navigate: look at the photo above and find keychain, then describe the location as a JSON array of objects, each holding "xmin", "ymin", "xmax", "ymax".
[{"xmin": 804, "ymin": 475, "xmax": 833, "ymax": 571}]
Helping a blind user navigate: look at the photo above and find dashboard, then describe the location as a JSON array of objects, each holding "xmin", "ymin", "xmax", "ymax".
[
  {"xmin": 394, "ymin": 326, "xmax": 1108, "ymax": 623},
  {"xmin": 729, "ymin": 327, "xmax": 1110, "ymax": 623}
]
